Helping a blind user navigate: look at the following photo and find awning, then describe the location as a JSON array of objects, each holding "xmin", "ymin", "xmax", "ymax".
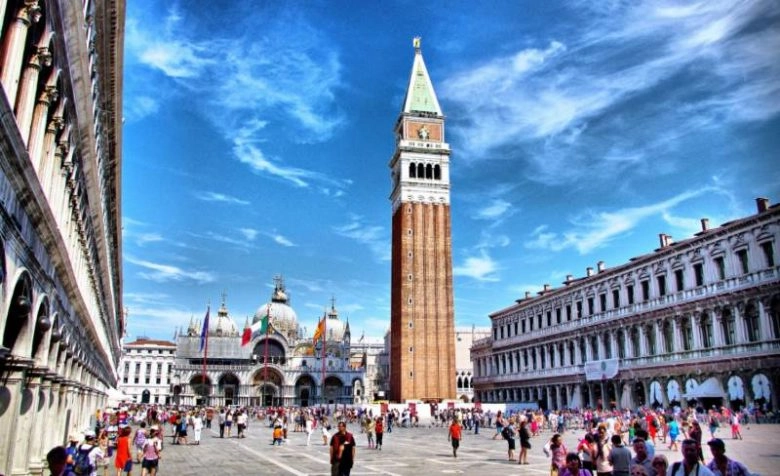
[{"xmin": 683, "ymin": 377, "xmax": 725, "ymax": 399}]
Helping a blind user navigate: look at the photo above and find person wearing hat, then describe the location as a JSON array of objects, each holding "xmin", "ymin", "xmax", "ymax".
[
  {"xmin": 64, "ymin": 434, "xmax": 80, "ymax": 473},
  {"xmin": 76, "ymin": 431, "xmax": 104, "ymax": 476},
  {"xmin": 705, "ymin": 438, "xmax": 751, "ymax": 476}
]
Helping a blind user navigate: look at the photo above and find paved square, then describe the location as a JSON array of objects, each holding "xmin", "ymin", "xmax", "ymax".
[{"xmin": 152, "ymin": 421, "xmax": 779, "ymax": 475}]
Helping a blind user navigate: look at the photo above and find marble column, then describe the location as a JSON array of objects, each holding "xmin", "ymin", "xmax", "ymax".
[
  {"xmin": 691, "ymin": 314, "xmax": 702, "ymax": 349},
  {"xmin": 625, "ymin": 327, "xmax": 635, "ymax": 358},
  {"xmin": 733, "ymin": 304, "xmax": 747, "ymax": 344},
  {"xmin": 637, "ymin": 326, "xmax": 648, "ymax": 356},
  {"xmin": 758, "ymin": 298, "xmax": 774, "ymax": 341},
  {"xmin": 26, "ymin": 76, "xmax": 57, "ymax": 170},
  {"xmin": 15, "ymin": 29, "xmax": 52, "ymax": 143},
  {"xmin": 1, "ymin": 2, "xmax": 41, "ymax": 106},
  {"xmin": 672, "ymin": 317, "xmax": 683, "ymax": 353},
  {"xmin": 711, "ymin": 309, "xmax": 724, "ymax": 347}
]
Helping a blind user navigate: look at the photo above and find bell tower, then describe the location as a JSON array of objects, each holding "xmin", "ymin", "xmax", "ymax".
[{"xmin": 389, "ymin": 38, "xmax": 455, "ymax": 402}]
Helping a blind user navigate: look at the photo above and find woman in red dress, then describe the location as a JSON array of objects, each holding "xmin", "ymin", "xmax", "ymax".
[{"xmin": 114, "ymin": 426, "xmax": 133, "ymax": 476}]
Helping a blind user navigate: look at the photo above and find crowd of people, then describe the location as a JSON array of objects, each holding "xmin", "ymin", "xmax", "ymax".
[{"xmin": 41, "ymin": 402, "xmax": 764, "ymax": 476}]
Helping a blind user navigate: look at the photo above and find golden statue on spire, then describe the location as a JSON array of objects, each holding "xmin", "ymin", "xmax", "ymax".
[{"xmin": 413, "ymin": 36, "xmax": 421, "ymax": 50}]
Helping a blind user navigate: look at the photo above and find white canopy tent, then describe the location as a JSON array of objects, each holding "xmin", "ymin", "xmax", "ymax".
[
  {"xmin": 683, "ymin": 377, "xmax": 725, "ymax": 399},
  {"xmin": 106, "ymin": 388, "xmax": 134, "ymax": 407}
]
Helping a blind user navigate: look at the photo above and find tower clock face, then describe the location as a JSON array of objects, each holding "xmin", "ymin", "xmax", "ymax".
[{"xmin": 407, "ymin": 122, "xmax": 441, "ymax": 142}]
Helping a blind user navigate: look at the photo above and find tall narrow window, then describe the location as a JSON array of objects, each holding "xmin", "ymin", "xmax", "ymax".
[
  {"xmin": 657, "ymin": 275, "xmax": 667, "ymax": 297},
  {"xmin": 700, "ymin": 314, "xmax": 712, "ymax": 348},
  {"xmin": 736, "ymin": 249, "xmax": 749, "ymax": 274},
  {"xmin": 722, "ymin": 310, "xmax": 735, "ymax": 346},
  {"xmin": 627, "ymin": 284, "xmax": 635, "ymax": 304},
  {"xmin": 409, "ymin": 163, "xmax": 416, "ymax": 178},
  {"xmin": 674, "ymin": 269, "xmax": 684, "ymax": 291},
  {"xmin": 681, "ymin": 318, "xmax": 692, "ymax": 351},
  {"xmin": 641, "ymin": 280, "xmax": 650, "ymax": 301},
  {"xmin": 599, "ymin": 293, "xmax": 607, "ymax": 312},
  {"xmin": 663, "ymin": 320, "xmax": 674, "ymax": 353},
  {"xmin": 645, "ymin": 325, "xmax": 656, "ymax": 355},
  {"xmin": 612, "ymin": 289, "xmax": 620, "ymax": 308},
  {"xmin": 745, "ymin": 304, "xmax": 760, "ymax": 342},
  {"xmin": 434, "ymin": 164, "xmax": 441, "ymax": 180},
  {"xmin": 714, "ymin": 256, "xmax": 726, "ymax": 280},
  {"xmin": 761, "ymin": 241, "xmax": 775, "ymax": 267},
  {"xmin": 546, "ymin": 311, "xmax": 552, "ymax": 327},
  {"xmin": 566, "ymin": 305, "xmax": 572, "ymax": 321},
  {"xmin": 587, "ymin": 297, "xmax": 595, "ymax": 315},
  {"xmin": 694, "ymin": 263, "xmax": 704, "ymax": 286},
  {"xmin": 576, "ymin": 301, "xmax": 583, "ymax": 318},
  {"xmin": 556, "ymin": 308, "xmax": 561, "ymax": 324}
]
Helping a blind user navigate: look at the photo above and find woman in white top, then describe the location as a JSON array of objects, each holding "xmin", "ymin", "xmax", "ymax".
[{"xmin": 191, "ymin": 413, "xmax": 203, "ymax": 445}]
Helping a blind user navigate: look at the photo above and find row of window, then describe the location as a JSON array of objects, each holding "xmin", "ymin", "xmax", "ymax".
[
  {"xmin": 482, "ymin": 301, "xmax": 779, "ymax": 375},
  {"xmin": 494, "ymin": 242, "xmax": 775, "ymax": 340},
  {"xmin": 408, "ymin": 162, "xmax": 442, "ymax": 180},
  {"xmin": 125, "ymin": 348, "xmax": 175, "ymax": 355}
]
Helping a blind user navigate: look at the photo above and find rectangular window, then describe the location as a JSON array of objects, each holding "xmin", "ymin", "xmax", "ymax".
[
  {"xmin": 627, "ymin": 285, "xmax": 635, "ymax": 305},
  {"xmin": 675, "ymin": 269, "xmax": 684, "ymax": 291},
  {"xmin": 657, "ymin": 275, "xmax": 667, "ymax": 296},
  {"xmin": 493, "ymin": 328, "xmax": 498, "ymax": 340},
  {"xmin": 529, "ymin": 318, "xmax": 534, "ymax": 331},
  {"xmin": 500, "ymin": 327, "xmax": 504, "ymax": 339},
  {"xmin": 641, "ymin": 281, "xmax": 650, "ymax": 301},
  {"xmin": 514, "ymin": 322, "xmax": 518, "ymax": 335},
  {"xmin": 599, "ymin": 294, "xmax": 607, "ymax": 312},
  {"xmin": 566, "ymin": 305, "xmax": 572, "ymax": 321},
  {"xmin": 556, "ymin": 308, "xmax": 561, "ymax": 324},
  {"xmin": 761, "ymin": 241, "xmax": 775, "ymax": 267},
  {"xmin": 694, "ymin": 263, "xmax": 704, "ymax": 286},
  {"xmin": 546, "ymin": 311, "xmax": 552, "ymax": 327},
  {"xmin": 537, "ymin": 314, "xmax": 542, "ymax": 329},
  {"xmin": 736, "ymin": 249, "xmax": 749, "ymax": 274},
  {"xmin": 612, "ymin": 289, "xmax": 620, "ymax": 308},
  {"xmin": 714, "ymin": 256, "xmax": 726, "ymax": 280},
  {"xmin": 587, "ymin": 297, "xmax": 594, "ymax": 315},
  {"xmin": 576, "ymin": 301, "xmax": 583, "ymax": 318},
  {"xmin": 521, "ymin": 319, "xmax": 526, "ymax": 333}
]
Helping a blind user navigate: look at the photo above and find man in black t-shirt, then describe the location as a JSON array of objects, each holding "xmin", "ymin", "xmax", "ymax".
[{"xmin": 329, "ymin": 422, "xmax": 356, "ymax": 476}]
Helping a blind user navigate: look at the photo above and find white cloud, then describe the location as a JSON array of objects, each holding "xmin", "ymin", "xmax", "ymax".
[
  {"xmin": 475, "ymin": 199, "xmax": 512, "ymax": 220},
  {"xmin": 195, "ymin": 192, "xmax": 250, "ymax": 205},
  {"xmin": 124, "ymin": 95, "xmax": 159, "ymax": 122},
  {"xmin": 239, "ymin": 228, "xmax": 258, "ymax": 241},
  {"xmin": 333, "ymin": 216, "xmax": 389, "ymax": 262},
  {"xmin": 454, "ymin": 250, "xmax": 500, "ymax": 282},
  {"xmin": 263, "ymin": 232, "xmax": 296, "ymax": 247},
  {"xmin": 525, "ymin": 187, "xmax": 718, "ymax": 254},
  {"xmin": 125, "ymin": 255, "xmax": 216, "ymax": 283}
]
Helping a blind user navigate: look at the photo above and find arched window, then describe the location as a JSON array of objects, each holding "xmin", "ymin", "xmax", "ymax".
[
  {"xmin": 722, "ymin": 309, "xmax": 735, "ymax": 345},
  {"xmin": 617, "ymin": 330, "xmax": 626, "ymax": 359},
  {"xmin": 417, "ymin": 163, "xmax": 424, "ymax": 178},
  {"xmin": 590, "ymin": 335, "xmax": 599, "ymax": 360},
  {"xmin": 434, "ymin": 164, "xmax": 441, "ymax": 180},
  {"xmin": 700, "ymin": 313, "xmax": 713, "ymax": 348},
  {"xmin": 645, "ymin": 324, "xmax": 656, "ymax": 355},
  {"xmin": 425, "ymin": 163, "xmax": 433, "ymax": 179},
  {"xmin": 681, "ymin": 318, "xmax": 692, "ymax": 351},
  {"xmin": 663, "ymin": 320, "xmax": 674, "ymax": 353},
  {"xmin": 630, "ymin": 327, "xmax": 641, "ymax": 357},
  {"xmin": 409, "ymin": 163, "xmax": 416, "ymax": 178},
  {"xmin": 603, "ymin": 331, "xmax": 612, "ymax": 359}
]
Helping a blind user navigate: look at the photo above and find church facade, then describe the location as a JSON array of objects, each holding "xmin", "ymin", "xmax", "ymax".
[
  {"xmin": 171, "ymin": 278, "xmax": 367, "ymax": 407},
  {"xmin": 472, "ymin": 198, "xmax": 780, "ymax": 412},
  {"xmin": 389, "ymin": 38, "xmax": 456, "ymax": 402}
]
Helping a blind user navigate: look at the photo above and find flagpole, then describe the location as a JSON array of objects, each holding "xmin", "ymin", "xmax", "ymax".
[
  {"xmin": 201, "ymin": 304, "xmax": 210, "ymax": 405},
  {"xmin": 263, "ymin": 303, "xmax": 270, "ymax": 407},
  {"xmin": 321, "ymin": 313, "xmax": 327, "ymax": 406}
]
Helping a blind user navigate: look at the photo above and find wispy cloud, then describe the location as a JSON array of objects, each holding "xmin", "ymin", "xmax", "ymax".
[
  {"xmin": 525, "ymin": 187, "xmax": 717, "ymax": 254},
  {"xmin": 474, "ymin": 199, "xmax": 513, "ymax": 221},
  {"xmin": 125, "ymin": 6, "xmax": 350, "ymax": 195},
  {"xmin": 454, "ymin": 250, "xmax": 500, "ymax": 282},
  {"xmin": 125, "ymin": 255, "xmax": 216, "ymax": 283},
  {"xmin": 263, "ymin": 231, "xmax": 296, "ymax": 247},
  {"xmin": 239, "ymin": 228, "xmax": 258, "ymax": 241},
  {"xmin": 442, "ymin": 0, "xmax": 780, "ymax": 185},
  {"xmin": 333, "ymin": 215, "xmax": 389, "ymax": 262},
  {"xmin": 195, "ymin": 191, "xmax": 250, "ymax": 205}
]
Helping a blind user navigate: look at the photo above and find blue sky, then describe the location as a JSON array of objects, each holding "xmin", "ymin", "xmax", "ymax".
[{"xmin": 121, "ymin": 0, "xmax": 780, "ymax": 342}]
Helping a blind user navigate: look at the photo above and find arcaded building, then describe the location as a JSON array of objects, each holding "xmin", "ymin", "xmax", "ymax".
[
  {"xmin": 0, "ymin": 0, "xmax": 124, "ymax": 474},
  {"xmin": 171, "ymin": 278, "xmax": 367, "ymax": 407},
  {"xmin": 472, "ymin": 198, "xmax": 779, "ymax": 411},
  {"xmin": 389, "ymin": 38, "xmax": 455, "ymax": 402}
]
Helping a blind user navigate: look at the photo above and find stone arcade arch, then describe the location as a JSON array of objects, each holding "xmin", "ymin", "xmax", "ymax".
[
  {"xmin": 323, "ymin": 375, "xmax": 345, "ymax": 404},
  {"xmin": 189, "ymin": 375, "xmax": 213, "ymax": 406},
  {"xmin": 295, "ymin": 374, "xmax": 316, "ymax": 407},
  {"xmin": 2, "ymin": 272, "xmax": 33, "ymax": 356},
  {"xmin": 252, "ymin": 368, "xmax": 283, "ymax": 407},
  {"xmin": 218, "ymin": 373, "xmax": 241, "ymax": 406}
]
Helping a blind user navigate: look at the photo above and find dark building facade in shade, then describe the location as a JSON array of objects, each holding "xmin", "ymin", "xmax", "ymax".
[
  {"xmin": 389, "ymin": 39, "xmax": 455, "ymax": 402},
  {"xmin": 472, "ymin": 198, "xmax": 780, "ymax": 412},
  {"xmin": 0, "ymin": 0, "xmax": 125, "ymax": 474}
]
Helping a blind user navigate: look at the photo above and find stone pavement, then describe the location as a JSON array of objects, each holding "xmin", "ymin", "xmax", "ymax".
[{"xmin": 136, "ymin": 421, "xmax": 779, "ymax": 476}]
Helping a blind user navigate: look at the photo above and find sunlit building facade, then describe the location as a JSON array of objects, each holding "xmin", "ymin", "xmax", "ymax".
[
  {"xmin": 0, "ymin": 0, "xmax": 124, "ymax": 474},
  {"xmin": 118, "ymin": 338, "xmax": 176, "ymax": 405},
  {"xmin": 473, "ymin": 198, "xmax": 780, "ymax": 411}
]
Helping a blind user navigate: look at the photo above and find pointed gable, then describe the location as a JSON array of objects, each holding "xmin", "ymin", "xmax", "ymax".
[{"xmin": 402, "ymin": 38, "xmax": 443, "ymax": 116}]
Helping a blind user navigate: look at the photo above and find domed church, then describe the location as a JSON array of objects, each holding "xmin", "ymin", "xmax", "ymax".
[{"xmin": 171, "ymin": 277, "xmax": 366, "ymax": 407}]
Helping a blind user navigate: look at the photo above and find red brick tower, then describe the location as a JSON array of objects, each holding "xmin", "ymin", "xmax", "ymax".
[{"xmin": 389, "ymin": 38, "xmax": 455, "ymax": 402}]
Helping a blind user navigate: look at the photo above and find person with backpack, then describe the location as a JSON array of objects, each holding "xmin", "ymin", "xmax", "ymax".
[
  {"xmin": 502, "ymin": 418, "xmax": 516, "ymax": 461},
  {"xmin": 74, "ymin": 431, "xmax": 103, "ymax": 476},
  {"xmin": 669, "ymin": 439, "xmax": 715, "ymax": 476},
  {"xmin": 140, "ymin": 426, "xmax": 162, "ymax": 476}
]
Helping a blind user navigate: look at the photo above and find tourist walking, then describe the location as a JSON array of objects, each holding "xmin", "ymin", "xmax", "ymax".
[
  {"xmin": 560, "ymin": 452, "xmax": 593, "ymax": 476},
  {"xmin": 608, "ymin": 435, "xmax": 631, "ymax": 476},
  {"xmin": 114, "ymin": 426, "xmax": 132, "ymax": 476},
  {"xmin": 705, "ymin": 438, "xmax": 751, "ymax": 476},
  {"xmin": 502, "ymin": 419, "xmax": 516, "ymax": 460},
  {"xmin": 448, "ymin": 418, "xmax": 462, "ymax": 458},
  {"xmin": 374, "ymin": 416, "xmax": 384, "ymax": 450},
  {"xmin": 132, "ymin": 423, "xmax": 147, "ymax": 463},
  {"xmin": 629, "ymin": 438, "xmax": 653, "ymax": 476},
  {"xmin": 218, "ymin": 408, "xmax": 226, "ymax": 438},
  {"xmin": 192, "ymin": 412, "xmax": 203, "ymax": 444},
  {"xmin": 140, "ymin": 427, "xmax": 162, "ymax": 476},
  {"xmin": 518, "ymin": 419, "xmax": 531, "ymax": 465},
  {"xmin": 545, "ymin": 433, "xmax": 568, "ymax": 475},
  {"xmin": 668, "ymin": 439, "xmax": 714, "ymax": 476},
  {"xmin": 329, "ymin": 421, "xmax": 356, "ymax": 476}
]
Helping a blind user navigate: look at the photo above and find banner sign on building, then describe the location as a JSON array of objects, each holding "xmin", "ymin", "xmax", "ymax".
[{"xmin": 584, "ymin": 358, "xmax": 619, "ymax": 381}]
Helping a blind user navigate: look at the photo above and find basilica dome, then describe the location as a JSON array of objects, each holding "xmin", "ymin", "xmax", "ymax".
[
  {"xmin": 210, "ymin": 301, "xmax": 239, "ymax": 337},
  {"xmin": 254, "ymin": 278, "xmax": 298, "ymax": 338},
  {"xmin": 320, "ymin": 304, "xmax": 350, "ymax": 342}
]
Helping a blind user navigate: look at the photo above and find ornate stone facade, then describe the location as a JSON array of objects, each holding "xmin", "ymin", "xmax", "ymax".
[
  {"xmin": 389, "ymin": 39, "xmax": 455, "ymax": 402},
  {"xmin": 473, "ymin": 198, "xmax": 780, "ymax": 412},
  {"xmin": 0, "ymin": 0, "xmax": 125, "ymax": 474},
  {"xmin": 118, "ymin": 339, "xmax": 176, "ymax": 405},
  {"xmin": 171, "ymin": 279, "xmax": 367, "ymax": 407}
]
